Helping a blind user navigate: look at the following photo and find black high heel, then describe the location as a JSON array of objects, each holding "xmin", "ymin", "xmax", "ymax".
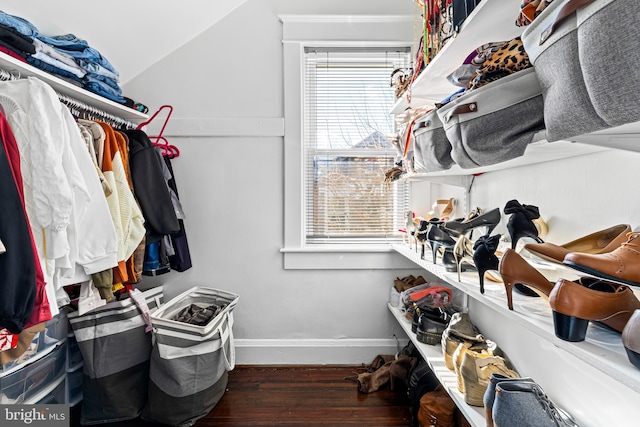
[
  {"xmin": 503, "ymin": 200, "xmax": 543, "ymax": 249},
  {"xmin": 415, "ymin": 220, "xmax": 430, "ymax": 259},
  {"xmin": 444, "ymin": 207, "xmax": 501, "ymax": 238},
  {"xmin": 427, "ymin": 221, "xmax": 457, "ymax": 265},
  {"xmin": 472, "ymin": 234, "xmax": 501, "ymax": 294}
]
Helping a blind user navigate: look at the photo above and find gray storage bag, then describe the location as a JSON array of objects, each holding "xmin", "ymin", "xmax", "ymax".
[
  {"xmin": 577, "ymin": 0, "xmax": 640, "ymax": 127},
  {"xmin": 67, "ymin": 286, "xmax": 164, "ymax": 425},
  {"xmin": 521, "ymin": 0, "xmax": 637, "ymax": 141},
  {"xmin": 412, "ymin": 109, "xmax": 454, "ymax": 173},
  {"xmin": 142, "ymin": 286, "xmax": 239, "ymax": 427},
  {"xmin": 436, "ymin": 68, "xmax": 546, "ymax": 169}
]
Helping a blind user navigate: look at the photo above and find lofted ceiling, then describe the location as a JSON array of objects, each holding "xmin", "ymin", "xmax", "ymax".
[{"xmin": 1, "ymin": 0, "xmax": 249, "ymax": 84}]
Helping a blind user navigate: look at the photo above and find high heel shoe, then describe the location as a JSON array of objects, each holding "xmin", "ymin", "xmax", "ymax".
[
  {"xmin": 503, "ymin": 200, "xmax": 543, "ymax": 249},
  {"xmin": 444, "ymin": 207, "xmax": 501, "ymax": 238},
  {"xmin": 427, "ymin": 221, "xmax": 458, "ymax": 265},
  {"xmin": 429, "ymin": 198, "xmax": 455, "ymax": 220},
  {"xmin": 472, "ymin": 234, "xmax": 501, "ymax": 294},
  {"xmin": 498, "ymin": 248, "xmax": 554, "ymax": 311},
  {"xmin": 453, "ymin": 235, "xmax": 476, "ymax": 282},
  {"xmin": 549, "ymin": 278, "xmax": 640, "ymax": 342},
  {"xmin": 414, "ymin": 219, "xmax": 430, "ymax": 259},
  {"xmin": 403, "ymin": 210, "xmax": 417, "ymax": 250},
  {"xmin": 525, "ymin": 224, "xmax": 631, "ymax": 264}
]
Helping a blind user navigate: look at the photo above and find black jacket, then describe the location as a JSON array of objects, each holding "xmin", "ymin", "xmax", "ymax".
[{"xmin": 123, "ymin": 129, "xmax": 179, "ymax": 243}]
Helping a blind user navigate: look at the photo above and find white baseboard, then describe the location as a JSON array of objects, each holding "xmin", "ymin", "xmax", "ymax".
[{"xmin": 234, "ymin": 338, "xmax": 409, "ymax": 365}]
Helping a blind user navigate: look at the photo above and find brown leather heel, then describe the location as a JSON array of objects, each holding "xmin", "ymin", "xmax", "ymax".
[
  {"xmin": 498, "ymin": 248, "xmax": 553, "ymax": 310},
  {"xmin": 549, "ymin": 278, "xmax": 640, "ymax": 342}
]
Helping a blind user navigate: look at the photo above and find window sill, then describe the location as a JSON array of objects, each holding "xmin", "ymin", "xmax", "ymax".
[{"xmin": 280, "ymin": 245, "xmax": 419, "ymax": 270}]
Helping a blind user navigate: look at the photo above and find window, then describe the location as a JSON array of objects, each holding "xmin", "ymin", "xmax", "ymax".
[
  {"xmin": 280, "ymin": 15, "xmax": 416, "ymax": 269},
  {"xmin": 303, "ymin": 47, "xmax": 411, "ymax": 245}
]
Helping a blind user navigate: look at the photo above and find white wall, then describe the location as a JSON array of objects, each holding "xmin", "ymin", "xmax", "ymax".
[{"xmin": 122, "ymin": 0, "xmax": 423, "ymax": 364}]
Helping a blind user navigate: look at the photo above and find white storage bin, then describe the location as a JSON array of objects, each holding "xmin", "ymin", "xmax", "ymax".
[{"xmin": 0, "ymin": 340, "xmax": 67, "ymax": 404}]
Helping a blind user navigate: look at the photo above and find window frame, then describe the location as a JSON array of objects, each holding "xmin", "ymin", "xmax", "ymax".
[{"xmin": 280, "ymin": 15, "xmax": 416, "ymax": 270}]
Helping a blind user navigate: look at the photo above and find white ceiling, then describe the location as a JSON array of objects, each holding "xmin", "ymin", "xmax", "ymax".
[{"xmin": 1, "ymin": 0, "xmax": 248, "ymax": 84}]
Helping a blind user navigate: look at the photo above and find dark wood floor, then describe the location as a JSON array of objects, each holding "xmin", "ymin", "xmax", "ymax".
[{"xmin": 71, "ymin": 365, "xmax": 413, "ymax": 427}]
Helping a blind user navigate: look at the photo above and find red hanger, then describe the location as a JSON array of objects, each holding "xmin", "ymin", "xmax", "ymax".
[
  {"xmin": 137, "ymin": 105, "xmax": 179, "ymax": 158},
  {"xmin": 154, "ymin": 136, "xmax": 180, "ymax": 159},
  {"xmin": 136, "ymin": 104, "xmax": 173, "ymax": 145}
]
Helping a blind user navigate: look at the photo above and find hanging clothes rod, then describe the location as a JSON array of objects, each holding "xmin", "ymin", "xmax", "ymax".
[{"xmin": 0, "ymin": 67, "xmax": 138, "ymax": 130}]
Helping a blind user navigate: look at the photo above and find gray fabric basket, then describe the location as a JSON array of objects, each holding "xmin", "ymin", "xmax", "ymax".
[
  {"xmin": 67, "ymin": 286, "xmax": 164, "ymax": 425},
  {"xmin": 412, "ymin": 109, "xmax": 454, "ymax": 172},
  {"xmin": 577, "ymin": 0, "xmax": 640, "ymax": 126},
  {"xmin": 436, "ymin": 68, "xmax": 545, "ymax": 169},
  {"xmin": 522, "ymin": 0, "xmax": 636, "ymax": 141},
  {"xmin": 142, "ymin": 286, "xmax": 239, "ymax": 427}
]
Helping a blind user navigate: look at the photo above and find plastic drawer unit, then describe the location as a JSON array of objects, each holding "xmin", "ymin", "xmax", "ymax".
[
  {"xmin": 1, "ymin": 312, "xmax": 68, "ymax": 372},
  {"xmin": 66, "ymin": 333, "xmax": 83, "ymax": 370},
  {"xmin": 0, "ymin": 341, "xmax": 67, "ymax": 404},
  {"xmin": 66, "ymin": 365, "xmax": 83, "ymax": 406},
  {"xmin": 28, "ymin": 374, "xmax": 66, "ymax": 405}
]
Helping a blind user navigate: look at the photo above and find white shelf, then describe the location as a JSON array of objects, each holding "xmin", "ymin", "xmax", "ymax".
[
  {"xmin": 391, "ymin": 243, "xmax": 640, "ymax": 395},
  {"xmin": 388, "ymin": 303, "xmax": 485, "ymax": 427},
  {"xmin": 0, "ymin": 52, "xmax": 148, "ymax": 122},
  {"xmin": 401, "ymin": 137, "xmax": 610, "ymax": 187},
  {"xmin": 391, "ymin": 0, "xmax": 524, "ymax": 114}
]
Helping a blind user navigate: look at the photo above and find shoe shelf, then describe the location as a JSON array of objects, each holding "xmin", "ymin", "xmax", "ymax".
[
  {"xmin": 388, "ymin": 303, "xmax": 485, "ymax": 427},
  {"xmin": 0, "ymin": 51, "xmax": 149, "ymax": 122},
  {"xmin": 390, "ymin": 243, "xmax": 640, "ymax": 395}
]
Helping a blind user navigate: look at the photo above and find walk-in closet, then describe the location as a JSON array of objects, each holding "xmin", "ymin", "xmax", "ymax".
[{"xmin": 0, "ymin": 1, "xmax": 638, "ymax": 427}]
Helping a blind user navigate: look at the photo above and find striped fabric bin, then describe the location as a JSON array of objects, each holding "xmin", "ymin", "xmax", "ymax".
[
  {"xmin": 142, "ymin": 286, "xmax": 239, "ymax": 427},
  {"xmin": 67, "ymin": 286, "xmax": 164, "ymax": 425}
]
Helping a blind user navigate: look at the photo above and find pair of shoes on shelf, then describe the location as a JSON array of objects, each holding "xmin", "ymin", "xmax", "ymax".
[
  {"xmin": 416, "ymin": 306, "xmax": 453, "ymax": 345},
  {"xmin": 428, "ymin": 198, "xmax": 456, "ymax": 221},
  {"xmin": 444, "ymin": 207, "xmax": 501, "ymax": 238},
  {"xmin": 499, "ymin": 248, "xmax": 640, "ymax": 341},
  {"xmin": 441, "ymin": 312, "xmax": 486, "ymax": 371},
  {"xmin": 484, "ymin": 374, "xmax": 579, "ymax": 427},
  {"xmin": 453, "ymin": 340, "xmax": 518, "ymax": 407},
  {"xmin": 393, "ymin": 275, "xmax": 427, "ymax": 293},
  {"xmin": 427, "ymin": 219, "xmax": 456, "ymax": 264},
  {"xmin": 453, "ymin": 233, "xmax": 502, "ymax": 294}
]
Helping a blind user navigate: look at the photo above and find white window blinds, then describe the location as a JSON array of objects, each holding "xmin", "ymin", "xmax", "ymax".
[{"xmin": 304, "ymin": 47, "xmax": 411, "ymax": 244}]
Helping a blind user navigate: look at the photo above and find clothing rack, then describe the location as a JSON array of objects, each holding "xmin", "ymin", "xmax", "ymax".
[{"xmin": 0, "ymin": 67, "xmax": 138, "ymax": 130}]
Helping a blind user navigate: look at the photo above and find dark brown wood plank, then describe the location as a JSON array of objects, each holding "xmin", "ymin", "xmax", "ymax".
[
  {"xmin": 197, "ymin": 366, "xmax": 412, "ymax": 427},
  {"xmin": 70, "ymin": 365, "xmax": 413, "ymax": 427}
]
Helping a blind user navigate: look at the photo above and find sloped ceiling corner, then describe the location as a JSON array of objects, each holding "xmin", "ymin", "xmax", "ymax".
[{"xmin": 1, "ymin": 0, "xmax": 249, "ymax": 84}]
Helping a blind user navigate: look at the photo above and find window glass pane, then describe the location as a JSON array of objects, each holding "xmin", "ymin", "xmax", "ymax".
[{"xmin": 304, "ymin": 48, "xmax": 411, "ymax": 244}]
